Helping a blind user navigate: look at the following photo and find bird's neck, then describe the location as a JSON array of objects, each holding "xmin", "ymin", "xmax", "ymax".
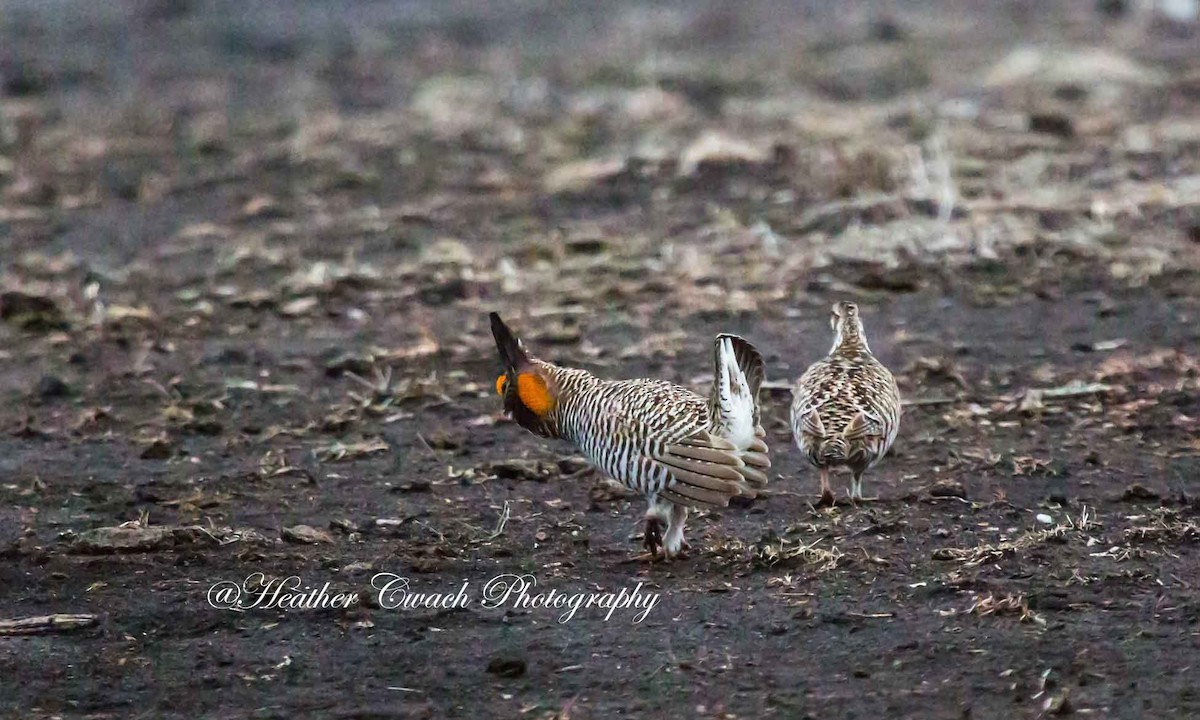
[{"xmin": 831, "ymin": 327, "xmax": 870, "ymax": 357}]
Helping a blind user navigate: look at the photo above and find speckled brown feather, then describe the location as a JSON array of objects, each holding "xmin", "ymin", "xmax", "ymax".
[{"xmin": 790, "ymin": 302, "xmax": 900, "ymax": 498}]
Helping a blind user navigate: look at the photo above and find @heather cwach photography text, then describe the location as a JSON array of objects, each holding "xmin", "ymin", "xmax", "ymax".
[{"xmin": 205, "ymin": 572, "xmax": 660, "ymax": 624}]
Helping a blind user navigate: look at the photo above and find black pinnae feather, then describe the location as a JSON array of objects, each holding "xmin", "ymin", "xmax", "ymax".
[{"xmin": 490, "ymin": 312, "xmax": 529, "ymax": 369}]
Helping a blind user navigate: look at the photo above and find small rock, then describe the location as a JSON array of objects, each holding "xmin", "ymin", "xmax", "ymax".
[
  {"xmin": 140, "ymin": 439, "xmax": 174, "ymax": 460},
  {"xmin": 323, "ymin": 351, "xmax": 376, "ymax": 377},
  {"xmin": 341, "ymin": 560, "xmax": 374, "ymax": 574},
  {"xmin": 928, "ymin": 479, "xmax": 967, "ymax": 499},
  {"xmin": 391, "ymin": 479, "xmax": 432, "ymax": 494},
  {"xmin": 203, "ymin": 346, "xmax": 252, "ymax": 365},
  {"xmin": 330, "ymin": 518, "xmax": 359, "ymax": 534},
  {"xmin": 279, "ymin": 296, "xmax": 319, "ymax": 317},
  {"xmin": 420, "ymin": 238, "xmax": 474, "ymax": 266},
  {"xmin": 870, "ymin": 16, "xmax": 907, "ymax": 42},
  {"xmin": 184, "ymin": 419, "xmax": 223, "ymax": 436},
  {"xmin": 71, "ymin": 526, "xmax": 175, "ymax": 554},
  {"xmin": 557, "ymin": 456, "xmax": 591, "ymax": 475},
  {"xmin": 1121, "ymin": 484, "xmax": 1159, "ymax": 502},
  {"xmin": 728, "ymin": 494, "xmax": 756, "ymax": 509},
  {"xmin": 1039, "ymin": 209, "xmax": 1075, "ymax": 231},
  {"xmin": 1043, "ymin": 691, "xmax": 1073, "ymax": 715},
  {"xmin": 424, "ymin": 430, "xmax": 462, "ymax": 450},
  {"xmin": 542, "ymin": 157, "xmax": 627, "ymax": 194},
  {"xmin": 1029, "ymin": 112, "xmax": 1074, "ymax": 138},
  {"xmin": 678, "ymin": 130, "xmax": 770, "ymax": 176},
  {"xmin": 563, "ymin": 236, "xmax": 609, "ymax": 255},
  {"xmin": 487, "ymin": 459, "xmax": 553, "ymax": 482},
  {"xmin": 35, "ymin": 375, "xmax": 70, "ymax": 400},
  {"xmin": 241, "ymin": 195, "xmax": 288, "ymax": 220},
  {"xmin": 281, "ymin": 524, "xmax": 333, "ymax": 544},
  {"xmin": 0, "ymin": 290, "xmax": 69, "ymax": 332},
  {"xmin": 417, "ymin": 276, "xmax": 474, "ymax": 306},
  {"xmin": 486, "ymin": 655, "xmax": 527, "ymax": 678}
]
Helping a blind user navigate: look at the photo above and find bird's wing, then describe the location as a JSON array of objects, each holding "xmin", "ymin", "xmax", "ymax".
[{"xmin": 601, "ymin": 393, "xmax": 758, "ymax": 507}]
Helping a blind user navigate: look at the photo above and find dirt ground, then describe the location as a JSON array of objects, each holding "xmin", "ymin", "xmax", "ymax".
[{"xmin": 2, "ymin": 1, "xmax": 1200, "ymax": 718}]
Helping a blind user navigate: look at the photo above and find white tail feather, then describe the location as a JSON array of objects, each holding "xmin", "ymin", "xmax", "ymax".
[{"xmin": 713, "ymin": 337, "xmax": 757, "ymax": 451}]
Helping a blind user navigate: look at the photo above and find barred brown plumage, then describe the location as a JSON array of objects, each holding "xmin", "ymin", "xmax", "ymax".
[
  {"xmin": 489, "ymin": 312, "xmax": 771, "ymax": 559},
  {"xmin": 790, "ymin": 301, "xmax": 901, "ymax": 504}
]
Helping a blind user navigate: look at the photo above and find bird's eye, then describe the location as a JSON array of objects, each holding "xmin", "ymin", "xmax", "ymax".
[{"xmin": 495, "ymin": 375, "xmax": 508, "ymax": 396}]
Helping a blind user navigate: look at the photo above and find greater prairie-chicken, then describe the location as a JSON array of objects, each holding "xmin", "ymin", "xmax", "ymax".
[
  {"xmin": 790, "ymin": 301, "xmax": 901, "ymax": 503},
  {"xmin": 489, "ymin": 312, "xmax": 770, "ymax": 559}
]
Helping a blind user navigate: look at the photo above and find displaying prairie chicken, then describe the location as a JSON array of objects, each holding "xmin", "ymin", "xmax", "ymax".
[
  {"xmin": 790, "ymin": 301, "xmax": 901, "ymax": 504},
  {"xmin": 489, "ymin": 312, "xmax": 770, "ymax": 559}
]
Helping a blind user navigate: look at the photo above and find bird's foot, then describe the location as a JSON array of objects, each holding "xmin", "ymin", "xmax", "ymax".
[
  {"xmin": 642, "ymin": 517, "xmax": 665, "ymax": 557},
  {"xmin": 662, "ymin": 538, "xmax": 691, "ymax": 561},
  {"xmin": 817, "ymin": 489, "xmax": 836, "ymax": 507}
]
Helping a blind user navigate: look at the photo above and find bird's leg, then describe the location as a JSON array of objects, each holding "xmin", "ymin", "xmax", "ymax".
[
  {"xmin": 818, "ymin": 468, "xmax": 835, "ymax": 506},
  {"xmin": 662, "ymin": 503, "xmax": 690, "ymax": 559},
  {"xmin": 850, "ymin": 471, "xmax": 877, "ymax": 502},
  {"xmin": 643, "ymin": 517, "xmax": 664, "ymax": 556},
  {"xmin": 639, "ymin": 496, "xmax": 668, "ymax": 559}
]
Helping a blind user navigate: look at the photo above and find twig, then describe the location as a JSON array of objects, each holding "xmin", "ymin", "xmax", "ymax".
[
  {"xmin": 413, "ymin": 521, "xmax": 445, "ymax": 543},
  {"xmin": 484, "ymin": 501, "xmax": 511, "ymax": 541},
  {"xmin": 0, "ymin": 614, "xmax": 97, "ymax": 636}
]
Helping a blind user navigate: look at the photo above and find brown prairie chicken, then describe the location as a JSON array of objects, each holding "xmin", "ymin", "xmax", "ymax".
[
  {"xmin": 790, "ymin": 301, "xmax": 901, "ymax": 504},
  {"xmin": 490, "ymin": 312, "xmax": 770, "ymax": 559}
]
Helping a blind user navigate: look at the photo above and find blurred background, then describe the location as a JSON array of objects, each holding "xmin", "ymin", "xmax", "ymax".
[{"xmin": 1, "ymin": 0, "xmax": 1198, "ymax": 272}]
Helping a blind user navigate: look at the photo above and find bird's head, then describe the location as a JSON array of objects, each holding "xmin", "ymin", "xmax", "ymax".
[
  {"xmin": 490, "ymin": 312, "xmax": 558, "ymax": 436},
  {"xmin": 830, "ymin": 301, "xmax": 869, "ymax": 353}
]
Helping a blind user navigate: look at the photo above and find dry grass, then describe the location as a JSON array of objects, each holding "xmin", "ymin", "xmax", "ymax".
[
  {"xmin": 1123, "ymin": 509, "xmax": 1200, "ymax": 545},
  {"xmin": 932, "ymin": 508, "xmax": 1103, "ymax": 568},
  {"xmin": 964, "ymin": 593, "xmax": 1045, "ymax": 625},
  {"xmin": 754, "ymin": 536, "xmax": 845, "ymax": 572},
  {"xmin": 932, "ymin": 525, "xmax": 1069, "ymax": 567}
]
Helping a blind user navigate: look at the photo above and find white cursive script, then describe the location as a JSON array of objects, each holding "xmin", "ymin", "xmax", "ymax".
[
  {"xmin": 207, "ymin": 573, "xmax": 359, "ymax": 612},
  {"xmin": 480, "ymin": 573, "xmax": 659, "ymax": 623},
  {"xmin": 371, "ymin": 573, "xmax": 472, "ymax": 610},
  {"xmin": 205, "ymin": 573, "xmax": 660, "ymax": 623}
]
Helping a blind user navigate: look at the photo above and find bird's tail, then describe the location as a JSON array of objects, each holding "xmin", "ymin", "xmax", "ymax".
[
  {"xmin": 709, "ymin": 334, "xmax": 770, "ymax": 489},
  {"xmin": 819, "ymin": 436, "xmax": 849, "ymax": 462},
  {"xmin": 807, "ymin": 411, "xmax": 869, "ymax": 463}
]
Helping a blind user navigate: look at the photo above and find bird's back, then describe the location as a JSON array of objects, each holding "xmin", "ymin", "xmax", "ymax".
[
  {"xmin": 551, "ymin": 369, "xmax": 765, "ymax": 506},
  {"xmin": 792, "ymin": 350, "xmax": 900, "ymax": 466},
  {"xmin": 556, "ymin": 375, "xmax": 710, "ymax": 459}
]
